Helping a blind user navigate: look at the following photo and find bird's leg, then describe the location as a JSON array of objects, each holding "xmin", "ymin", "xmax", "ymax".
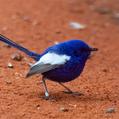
[
  {"xmin": 41, "ymin": 77, "xmax": 50, "ymax": 100},
  {"xmin": 58, "ymin": 82, "xmax": 83, "ymax": 96},
  {"xmin": 58, "ymin": 82, "xmax": 73, "ymax": 93}
]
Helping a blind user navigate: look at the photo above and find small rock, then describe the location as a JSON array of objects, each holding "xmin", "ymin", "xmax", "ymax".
[
  {"xmin": 59, "ymin": 107, "xmax": 68, "ymax": 112},
  {"xmin": 1, "ymin": 26, "xmax": 8, "ymax": 31},
  {"xmin": 55, "ymin": 31, "xmax": 61, "ymax": 34},
  {"xmin": 32, "ymin": 21, "xmax": 39, "ymax": 26},
  {"xmin": 7, "ymin": 63, "xmax": 13, "ymax": 68},
  {"xmin": 95, "ymin": 7, "xmax": 112, "ymax": 14},
  {"xmin": 112, "ymin": 12, "xmax": 119, "ymax": 22},
  {"xmin": 54, "ymin": 41, "xmax": 59, "ymax": 45},
  {"xmin": 14, "ymin": 72, "xmax": 23, "ymax": 78},
  {"xmin": 69, "ymin": 104, "xmax": 77, "ymax": 108},
  {"xmin": 69, "ymin": 22, "xmax": 86, "ymax": 30},
  {"xmin": 5, "ymin": 80, "xmax": 12, "ymax": 84},
  {"xmin": 22, "ymin": 16, "xmax": 31, "ymax": 22},
  {"xmin": 106, "ymin": 107, "xmax": 115, "ymax": 113},
  {"xmin": 3, "ymin": 44, "xmax": 11, "ymax": 48},
  {"xmin": 11, "ymin": 52, "xmax": 23, "ymax": 61},
  {"xmin": 102, "ymin": 68, "xmax": 108, "ymax": 72},
  {"xmin": 36, "ymin": 104, "xmax": 40, "ymax": 110}
]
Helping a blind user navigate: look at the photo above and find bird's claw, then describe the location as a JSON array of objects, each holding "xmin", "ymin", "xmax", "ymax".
[
  {"xmin": 42, "ymin": 95, "xmax": 50, "ymax": 100},
  {"xmin": 40, "ymin": 95, "xmax": 56, "ymax": 101}
]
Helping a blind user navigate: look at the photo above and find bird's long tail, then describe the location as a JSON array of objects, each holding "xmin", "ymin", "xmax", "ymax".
[{"xmin": 0, "ymin": 34, "xmax": 40, "ymax": 60}]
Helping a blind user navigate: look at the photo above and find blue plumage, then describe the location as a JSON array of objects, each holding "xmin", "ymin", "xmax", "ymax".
[
  {"xmin": 0, "ymin": 34, "xmax": 40, "ymax": 60},
  {"xmin": 0, "ymin": 34, "xmax": 98, "ymax": 99},
  {"xmin": 42, "ymin": 40, "xmax": 91, "ymax": 82}
]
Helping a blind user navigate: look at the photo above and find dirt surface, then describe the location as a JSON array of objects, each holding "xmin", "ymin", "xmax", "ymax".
[{"xmin": 0, "ymin": 0, "xmax": 119, "ymax": 119}]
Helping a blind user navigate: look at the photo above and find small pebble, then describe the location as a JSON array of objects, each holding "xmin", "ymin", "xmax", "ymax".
[
  {"xmin": 59, "ymin": 107, "xmax": 68, "ymax": 112},
  {"xmin": 54, "ymin": 41, "xmax": 59, "ymax": 45},
  {"xmin": 1, "ymin": 26, "xmax": 8, "ymax": 31},
  {"xmin": 102, "ymin": 68, "xmax": 108, "ymax": 72},
  {"xmin": 5, "ymin": 80, "xmax": 12, "ymax": 84},
  {"xmin": 69, "ymin": 104, "xmax": 77, "ymax": 108},
  {"xmin": 7, "ymin": 63, "xmax": 13, "ymax": 68},
  {"xmin": 95, "ymin": 7, "xmax": 112, "ymax": 14},
  {"xmin": 32, "ymin": 21, "xmax": 39, "ymax": 26},
  {"xmin": 3, "ymin": 44, "xmax": 11, "ymax": 48},
  {"xmin": 55, "ymin": 31, "xmax": 61, "ymax": 34},
  {"xmin": 36, "ymin": 104, "xmax": 40, "ymax": 110},
  {"xmin": 11, "ymin": 52, "xmax": 23, "ymax": 61},
  {"xmin": 14, "ymin": 72, "xmax": 23, "ymax": 78},
  {"xmin": 22, "ymin": 16, "xmax": 31, "ymax": 22},
  {"xmin": 112, "ymin": 12, "xmax": 119, "ymax": 22},
  {"xmin": 69, "ymin": 22, "xmax": 86, "ymax": 30},
  {"xmin": 106, "ymin": 107, "xmax": 115, "ymax": 113}
]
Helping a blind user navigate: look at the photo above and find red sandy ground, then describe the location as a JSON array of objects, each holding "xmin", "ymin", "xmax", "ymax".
[{"xmin": 0, "ymin": 0, "xmax": 119, "ymax": 119}]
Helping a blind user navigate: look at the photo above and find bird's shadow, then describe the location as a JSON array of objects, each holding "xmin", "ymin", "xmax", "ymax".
[{"xmin": 37, "ymin": 91, "xmax": 113, "ymax": 103}]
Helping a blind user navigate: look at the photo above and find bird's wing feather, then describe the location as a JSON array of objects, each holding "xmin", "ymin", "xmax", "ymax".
[{"xmin": 26, "ymin": 52, "xmax": 70, "ymax": 77}]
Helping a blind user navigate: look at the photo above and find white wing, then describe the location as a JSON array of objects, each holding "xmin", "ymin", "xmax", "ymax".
[{"xmin": 26, "ymin": 52, "xmax": 70, "ymax": 77}]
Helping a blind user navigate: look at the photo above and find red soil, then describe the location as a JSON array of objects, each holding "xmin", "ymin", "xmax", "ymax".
[{"xmin": 0, "ymin": 0, "xmax": 119, "ymax": 119}]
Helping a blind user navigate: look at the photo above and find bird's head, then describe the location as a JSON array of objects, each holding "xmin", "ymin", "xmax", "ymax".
[{"xmin": 65, "ymin": 40, "xmax": 98, "ymax": 61}]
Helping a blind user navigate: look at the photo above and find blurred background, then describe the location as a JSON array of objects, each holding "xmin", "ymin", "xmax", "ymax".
[{"xmin": 0, "ymin": 0, "xmax": 119, "ymax": 119}]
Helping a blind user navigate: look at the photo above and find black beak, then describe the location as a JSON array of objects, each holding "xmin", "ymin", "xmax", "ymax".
[{"xmin": 90, "ymin": 48, "xmax": 98, "ymax": 51}]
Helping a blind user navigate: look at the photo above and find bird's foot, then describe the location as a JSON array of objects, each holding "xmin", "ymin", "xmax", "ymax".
[
  {"xmin": 40, "ymin": 95, "xmax": 56, "ymax": 101},
  {"xmin": 42, "ymin": 95, "xmax": 50, "ymax": 100},
  {"xmin": 40, "ymin": 92, "xmax": 56, "ymax": 101},
  {"xmin": 42, "ymin": 91, "xmax": 51, "ymax": 100},
  {"xmin": 63, "ymin": 90, "xmax": 84, "ymax": 96}
]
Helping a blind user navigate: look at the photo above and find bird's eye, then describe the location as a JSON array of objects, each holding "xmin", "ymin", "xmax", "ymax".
[{"xmin": 73, "ymin": 48, "xmax": 90, "ymax": 56}]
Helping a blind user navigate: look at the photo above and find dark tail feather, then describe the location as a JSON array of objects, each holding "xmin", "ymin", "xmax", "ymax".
[{"xmin": 0, "ymin": 34, "xmax": 40, "ymax": 60}]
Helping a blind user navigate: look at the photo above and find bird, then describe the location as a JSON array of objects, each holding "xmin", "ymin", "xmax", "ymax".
[{"xmin": 0, "ymin": 34, "xmax": 98, "ymax": 99}]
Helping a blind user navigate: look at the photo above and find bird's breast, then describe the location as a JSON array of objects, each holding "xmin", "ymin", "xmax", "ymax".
[{"xmin": 43, "ymin": 57, "xmax": 86, "ymax": 83}]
